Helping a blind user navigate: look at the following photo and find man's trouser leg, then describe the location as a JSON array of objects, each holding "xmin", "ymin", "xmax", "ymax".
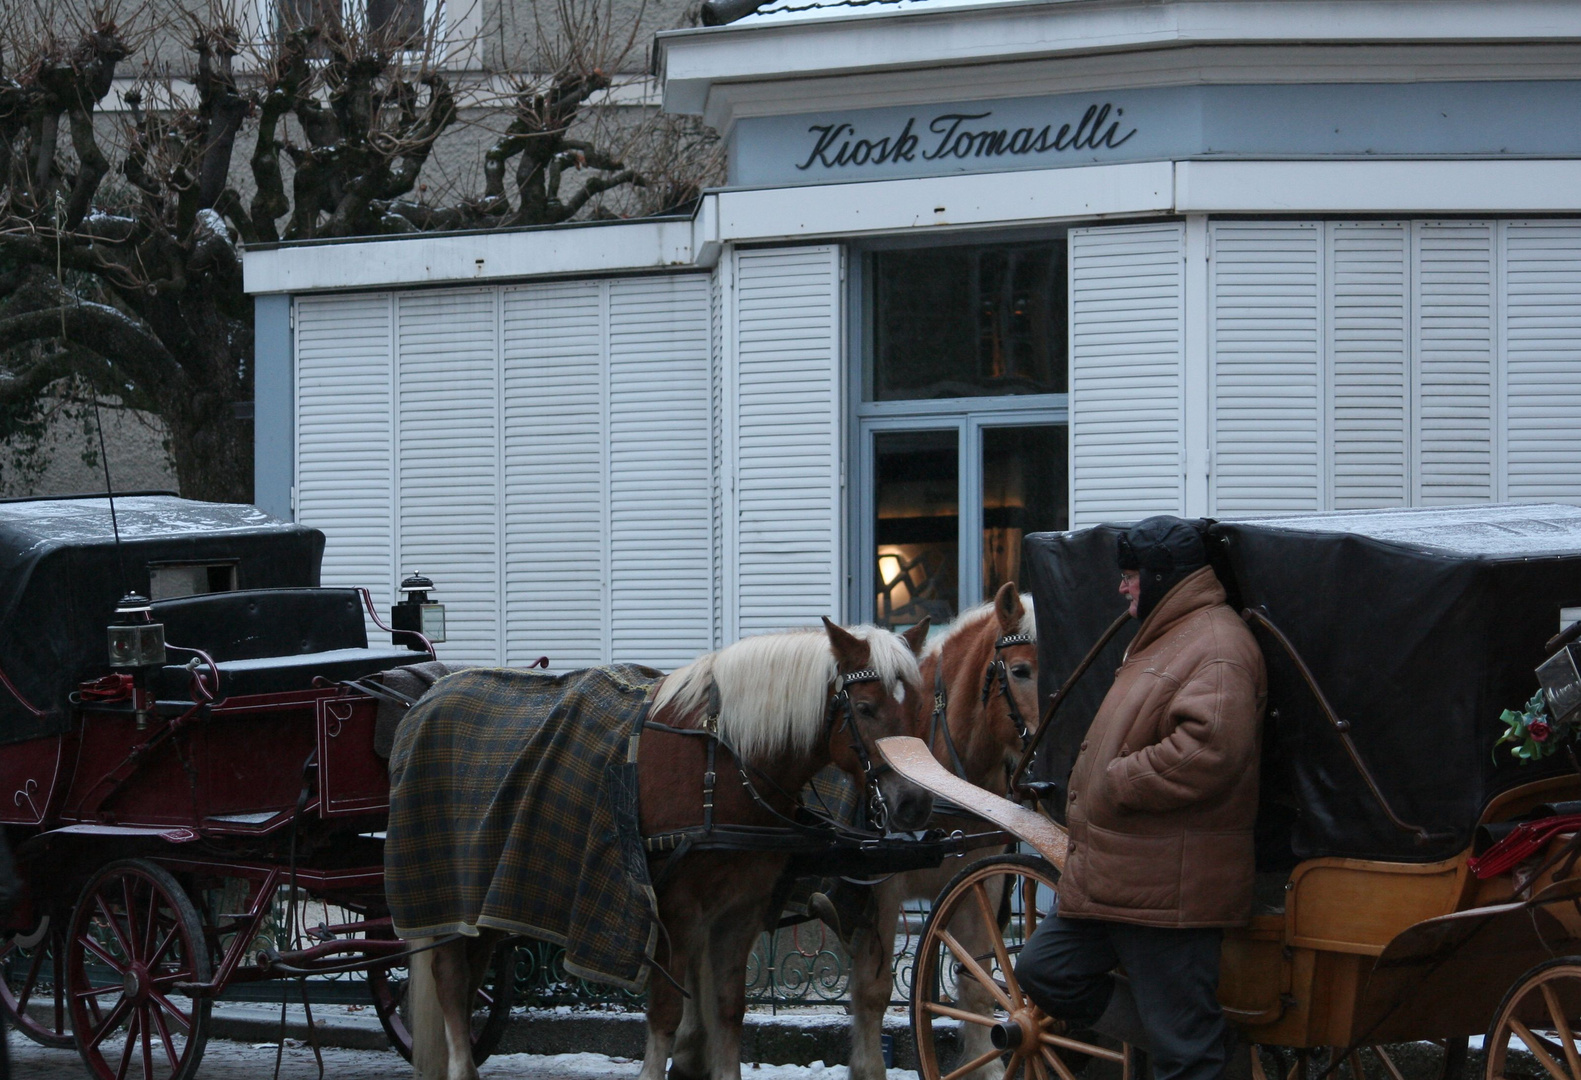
[
  {"xmin": 1014, "ymin": 910, "xmax": 1118, "ymax": 1027},
  {"xmin": 1108, "ymin": 924, "xmax": 1226, "ymax": 1080}
]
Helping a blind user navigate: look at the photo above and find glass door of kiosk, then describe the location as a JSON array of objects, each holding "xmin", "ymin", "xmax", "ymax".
[{"xmin": 857, "ymin": 237, "xmax": 1070, "ymax": 633}]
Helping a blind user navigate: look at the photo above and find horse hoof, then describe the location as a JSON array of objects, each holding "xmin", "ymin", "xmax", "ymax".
[{"xmin": 668, "ymin": 1065, "xmax": 709, "ymax": 1080}]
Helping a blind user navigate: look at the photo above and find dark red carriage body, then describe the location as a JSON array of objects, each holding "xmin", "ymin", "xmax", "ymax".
[{"xmin": 0, "ymin": 495, "xmax": 430, "ymax": 1075}]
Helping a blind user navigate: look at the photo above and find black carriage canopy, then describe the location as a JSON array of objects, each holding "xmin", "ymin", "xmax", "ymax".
[
  {"xmin": 0, "ymin": 495, "xmax": 324, "ymax": 744},
  {"xmin": 1023, "ymin": 504, "xmax": 1581, "ymax": 866}
]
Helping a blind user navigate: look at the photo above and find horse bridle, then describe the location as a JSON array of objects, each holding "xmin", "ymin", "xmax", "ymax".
[
  {"xmin": 828, "ymin": 666, "xmax": 894, "ymax": 831},
  {"xmin": 928, "ymin": 633, "xmax": 1035, "ymax": 781}
]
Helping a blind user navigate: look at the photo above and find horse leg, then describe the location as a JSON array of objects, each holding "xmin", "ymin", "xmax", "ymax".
[
  {"xmin": 670, "ymin": 943, "xmax": 711, "ymax": 1080},
  {"xmin": 642, "ymin": 906, "xmax": 697, "ymax": 1080},
  {"xmin": 407, "ymin": 936, "xmax": 474, "ymax": 1080},
  {"xmin": 705, "ymin": 903, "xmax": 769, "ymax": 1080},
  {"xmin": 847, "ymin": 880, "xmax": 902, "ymax": 1080},
  {"xmin": 434, "ymin": 937, "xmax": 484, "ymax": 1080}
]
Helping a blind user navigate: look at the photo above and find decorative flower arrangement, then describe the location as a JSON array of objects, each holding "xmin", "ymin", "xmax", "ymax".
[{"xmin": 1497, "ymin": 691, "xmax": 1562, "ymax": 761}]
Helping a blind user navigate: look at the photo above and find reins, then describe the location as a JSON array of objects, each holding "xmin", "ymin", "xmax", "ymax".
[{"xmin": 929, "ymin": 632, "xmax": 1035, "ymax": 781}]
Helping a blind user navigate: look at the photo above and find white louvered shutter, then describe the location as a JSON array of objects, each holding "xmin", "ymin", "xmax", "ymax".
[
  {"xmin": 294, "ymin": 293, "xmax": 393, "ymax": 609},
  {"xmin": 1068, "ymin": 222, "xmax": 1186, "ymax": 526},
  {"xmin": 1328, "ymin": 222, "xmax": 1409, "ymax": 509},
  {"xmin": 732, "ymin": 246, "xmax": 842, "ymax": 635},
  {"xmin": 395, "ymin": 289, "xmax": 500, "ymax": 666},
  {"xmin": 1414, "ymin": 222, "xmax": 1496, "ymax": 505},
  {"xmin": 1210, "ymin": 221, "xmax": 1324, "ymax": 515},
  {"xmin": 1503, "ymin": 222, "xmax": 1581, "ymax": 503},
  {"xmin": 710, "ymin": 266, "xmax": 726, "ymax": 649},
  {"xmin": 501, "ymin": 282, "xmax": 606, "ymax": 669},
  {"xmin": 607, "ymin": 276, "xmax": 714, "ymax": 668}
]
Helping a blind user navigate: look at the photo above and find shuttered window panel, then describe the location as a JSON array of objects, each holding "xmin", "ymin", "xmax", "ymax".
[
  {"xmin": 608, "ymin": 276, "xmax": 714, "ymax": 668},
  {"xmin": 710, "ymin": 267, "xmax": 726, "ymax": 649},
  {"xmin": 1412, "ymin": 222, "xmax": 1495, "ymax": 505},
  {"xmin": 501, "ymin": 282, "xmax": 606, "ymax": 669},
  {"xmin": 294, "ymin": 293, "xmax": 393, "ymax": 612},
  {"xmin": 395, "ymin": 290, "xmax": 500, "ymax": 666},
  {"xmin": 733, "ymin": 246, "xmax": 842, "ymax": 634},
  {"xmin": 1328, "ymin": 222, "xmax": 1409, "ymax": 509},
  {"xmin": 1210, "ymin": 221, "xmax": 1324, "ymax": 515},
  {"xmin": 1503, "ymin": 222, "xmax": 1581, "ymax": 503},
  {"xmin": 1068, "ymin": 222, "xmax": 1186, "ymax": 526}
]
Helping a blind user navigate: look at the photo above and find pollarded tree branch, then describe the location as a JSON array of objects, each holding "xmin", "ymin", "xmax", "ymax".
[{"xmin": 0, "ymin": 303, "xmax": 177, "ymax": 374}]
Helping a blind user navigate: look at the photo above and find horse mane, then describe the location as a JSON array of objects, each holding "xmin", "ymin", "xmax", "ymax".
[
  {"xmin": 651, "ymin": 626, "xmax": 920, "ymax": 765},
  {"xmin": 921, "ymin": 593, "xmax": 1037, "ymax": 659}
]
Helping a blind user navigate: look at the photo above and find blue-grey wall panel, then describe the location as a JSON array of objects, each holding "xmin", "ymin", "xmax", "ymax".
[{"xmin": 254, "ymin": 293, "xmax": 293, "ymax": 520}]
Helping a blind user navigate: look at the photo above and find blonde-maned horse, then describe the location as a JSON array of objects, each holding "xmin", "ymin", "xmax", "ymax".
[
  {"xmin": 403, "ymin": 617, "xmax": 933, "ymax": 1080},
  {"xmin": 845, "ymin": 581, "xmax": 1038, "ymax": 1080}
]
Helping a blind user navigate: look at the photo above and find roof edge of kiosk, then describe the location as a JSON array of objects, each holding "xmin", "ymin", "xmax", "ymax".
[{"xmin": 655, "ymin": 0, "xmax": 1581, "ymax": 122}]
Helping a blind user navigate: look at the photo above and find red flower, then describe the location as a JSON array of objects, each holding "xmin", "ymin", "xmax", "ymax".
[{"xmin": 1530, "ymin": 720, "xmax": 1552, "ymax": 742}]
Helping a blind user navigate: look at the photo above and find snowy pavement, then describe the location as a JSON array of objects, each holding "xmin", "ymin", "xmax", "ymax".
[{"xmin": 6, "ymin": 1038, "xmax": 920, "ymax": 1079}]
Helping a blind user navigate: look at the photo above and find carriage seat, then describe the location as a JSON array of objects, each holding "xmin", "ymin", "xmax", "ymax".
[{"xmin": 148, "ymin": 588, "xmax": 422, "ymax": 699}]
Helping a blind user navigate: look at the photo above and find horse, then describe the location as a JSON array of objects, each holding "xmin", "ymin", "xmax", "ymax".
[
  {"xmin": 401, "ymin": 616, "xmax": 934, "ymax": 1080},
  {"xmin": 842, "ymin": 581, "xmax": 1039, "ymax": 1080}
]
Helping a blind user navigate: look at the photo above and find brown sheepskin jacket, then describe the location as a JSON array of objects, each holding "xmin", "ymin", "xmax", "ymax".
[{"xmin": 1057, "ymin": 566, "xmax": 1266, "ymax": 928}]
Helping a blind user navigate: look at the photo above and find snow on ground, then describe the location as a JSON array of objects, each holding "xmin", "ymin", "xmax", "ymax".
[{"xmin": 477, "ymin": 1052, "xmax": 919, "ymax": 1079}]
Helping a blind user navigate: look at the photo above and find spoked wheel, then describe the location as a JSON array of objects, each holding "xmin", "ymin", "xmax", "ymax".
[
  {"xmin": 65, "ymin": 859, "xmax": 212, "ymax": 1080},
  {"xmin": 913, "ymin": 853, "xmax": 1134, "ymax": 1080},
  {"xmin": 367, "ymin": 934, "xmax": 515, "ymax": 1064},
  {"xmin": 2, "ymin": 910, "xmax": 74, "ymax": 1048},
  {"xmin": 1485, "ymin": 958, "xmax": 1581, "ymax": 1080}
]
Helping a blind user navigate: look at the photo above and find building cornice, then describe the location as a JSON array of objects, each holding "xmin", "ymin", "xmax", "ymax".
[{"xmin": 655, "ymin": 0, "xmax": 1581, "ymax": 126}]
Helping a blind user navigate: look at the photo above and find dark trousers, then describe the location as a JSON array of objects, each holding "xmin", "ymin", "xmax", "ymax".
[{"xmin": 1015, "ymin": 908, "xmax": 1226, "ymax": 1080}]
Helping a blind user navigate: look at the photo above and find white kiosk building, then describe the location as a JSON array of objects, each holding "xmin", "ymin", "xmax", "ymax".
[{"xmin": 243, "ymin": 0, "xmax": 1581, "ymax": 667}]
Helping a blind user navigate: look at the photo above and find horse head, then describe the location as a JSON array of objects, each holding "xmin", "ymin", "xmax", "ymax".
[
  {"xmin": 984, "ymin": 581, "xmax": 1039, "ymax": 770},
  {"xmin": 820, "ymin": 617, "xmax": 934, "ymax": 832}
]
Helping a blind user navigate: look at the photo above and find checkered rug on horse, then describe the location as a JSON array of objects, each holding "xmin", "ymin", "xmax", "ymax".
[{"xmin": 386, "ymin": 664, "xmax": 662, "ymax": 990}]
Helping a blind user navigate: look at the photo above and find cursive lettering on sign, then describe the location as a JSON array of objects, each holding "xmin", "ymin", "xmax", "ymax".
[{"xmin": 795, "ymin": 103, "xmax": 1136, "ymax": 172}]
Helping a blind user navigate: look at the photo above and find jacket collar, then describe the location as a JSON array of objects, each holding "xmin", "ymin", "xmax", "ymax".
[{"xmin": 1127, "ymin": 566, "xmax": 1226, "ymax": 656}]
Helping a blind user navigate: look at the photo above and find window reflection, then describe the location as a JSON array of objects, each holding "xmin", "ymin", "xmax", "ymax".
[
  {"xmin": 870, "ymin": 242, "xmax": 1066, "ymax": 401},
  {"xmin": 874, "ymin": 430, "xmax": 958, "ymax": 630},
  {"xmin": 982, "ymin": 425, "xmax": 1067, "ymax": 600}
]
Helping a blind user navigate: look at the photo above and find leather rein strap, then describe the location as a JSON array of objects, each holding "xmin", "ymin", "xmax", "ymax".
[{"xmin": 930, "ymin": 633, "xmax": 1035, "ymax": 781}]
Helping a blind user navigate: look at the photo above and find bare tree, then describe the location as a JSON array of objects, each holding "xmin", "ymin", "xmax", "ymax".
[{"xmin": 0, "ymin": 0, "xmax": 719, "ymax": 501}]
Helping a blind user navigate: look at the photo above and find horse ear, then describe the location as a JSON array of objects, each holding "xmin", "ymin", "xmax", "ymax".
[
  {"xmin": 901, "ymin": 617, "xmax": 931, "ymax": 656},
  {"xmin": 994, "ymin": 581, "xmax": 1025, "ymax": 633},
  {"xmin": 822, "ymin": 616, "xmax": 872, "ymax": 669}
]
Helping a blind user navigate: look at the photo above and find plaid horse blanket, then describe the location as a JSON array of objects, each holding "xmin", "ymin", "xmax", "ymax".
[{"xmin": 386, "ymin": 665, "xmax": 662, "ymax": 991}]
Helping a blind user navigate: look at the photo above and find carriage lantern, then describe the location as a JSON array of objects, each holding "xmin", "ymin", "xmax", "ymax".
[
  {"xmin": 107, "ymin": 593, "xmax": 166, "ymax": 669},
  {"xmin": 1538, "ymin": 642, "xmax": 1581, "ymax": 727},
  {"xmin": 392, "ymin": 573, "xmax": 446, "ymax": 646}
]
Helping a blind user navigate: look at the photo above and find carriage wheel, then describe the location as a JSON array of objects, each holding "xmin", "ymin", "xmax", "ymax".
[
  {"xmin": 65, "ymin": 860, "xmax": 212, "ymax": 1080},
  {"xmin": 1485, "ymin": 958, "xmax": 1581, "ymax": 1080},
  {"xmin": 1, "ymin": 910, "xmax": 73, "ymax": 1048},
  {"xmin": 912, "ymin": 853, "xmax": 1134, "ymax": 1080},
  {"xmin": 367, "ymin": 935, "xmax": 515, "ymax": 1064}
]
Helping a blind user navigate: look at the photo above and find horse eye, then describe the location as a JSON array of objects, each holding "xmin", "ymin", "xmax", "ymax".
[
  {"xmin": 1011, "ymin": 664, "xmax": 1033, "ymax": 680},
  {"xmin": 856, "ymin": 701, "xmax": 875, "ymax": 717}
]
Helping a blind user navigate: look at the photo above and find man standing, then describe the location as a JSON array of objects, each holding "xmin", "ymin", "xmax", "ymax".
[{"xmin": 1015, "ymin": 516, "xmax": 1266, "ymax": 1080}]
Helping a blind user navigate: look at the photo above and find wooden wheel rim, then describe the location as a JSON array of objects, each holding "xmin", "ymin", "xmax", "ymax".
[
  {"xmin": 912, "ymin": 854, "xmax": 1131, "ymax": 1080},
  {"xmin": 1487, "ymin": 959, "xmax": 1581, "ymax": 1080},
  {"xmin": 65, "ymin": 860, "xmax": 211, "ymax": 1080},
  {"xmin": 1, "ymin": 912, "xmax": 74, "ymax": 1048}
]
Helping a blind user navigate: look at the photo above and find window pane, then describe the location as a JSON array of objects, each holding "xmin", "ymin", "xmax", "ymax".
[
  {"xmin": 874, "ymin": 429, "xmax": 958, "ymax": 631},
  {"xmin": 982, "ymin": 425, "xmax": 1067, "ymax": 601},
  {"xmin": 869, "ymin": 242, "xmax": 1067, "ymax": 401},
  {"xmin": 368, "ymin": 0, "xmax": 424, "ymax": 43}
]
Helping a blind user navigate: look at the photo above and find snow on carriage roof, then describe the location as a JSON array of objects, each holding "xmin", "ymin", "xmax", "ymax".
[
  {"xmin": 0, "ymin": 495, "xmax": 295, "ymax": 555},
  {"xmin": 1228, "ymin": 502, "xmax": 1581, "ymax": 560}
]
